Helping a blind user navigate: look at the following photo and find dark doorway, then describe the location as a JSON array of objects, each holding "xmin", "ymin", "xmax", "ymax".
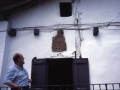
[
  {"xmin": 47, "ymin": 58, "xmax": 73, "ymax": 90},
  {"xmin": 31, "ymin": 58, "xmax": 90, "ymax": 90}
]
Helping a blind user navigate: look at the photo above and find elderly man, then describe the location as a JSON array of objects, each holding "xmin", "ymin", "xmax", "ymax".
[{"xmin": 3, "ymin": 53, "xmax": 32, "ymax": 90}]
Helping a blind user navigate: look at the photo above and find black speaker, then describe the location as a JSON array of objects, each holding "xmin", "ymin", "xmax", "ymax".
[
  {"xmin": 34, "ymin": 29, "xmax": 39, "ymax": 36},
  {"xmin": 60, "ymin": 2, "xmax": 72, "ymax": 17},
  {"xmin": 8, "ymin": 28, "xmax": 17, "ymax": 37},
  {"xmin": 93, "ymin": 27, "xmax": 99, "ymax": 36}
]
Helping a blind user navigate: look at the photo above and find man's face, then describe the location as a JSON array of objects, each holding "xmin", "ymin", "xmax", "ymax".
[
  {"xmin": 21, "ymin": 56, "xmax": 25, "ymax": 64},
  {"xmin": 19, "ymin": 54, "xmax": 25, "ymax": 65}
]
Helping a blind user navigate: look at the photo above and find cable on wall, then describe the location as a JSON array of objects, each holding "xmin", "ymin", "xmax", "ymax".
[
  {"xmin": 109, "ymin": 13, "xmax": 120, "ymax": 22},
  {"xmin": 49, "ymin": 51, "xmax": 77, "ymax": 59},
  {"xmin": 73, "ymin": 0, "xmax": 84, "ymax": 58},
  {"xmin": 0, "ymin": 22, "xmax": 120, "ymax": 33},
  {"xmin": 49, "ymin": 53, "xmax": 69, "ymax": 58}
]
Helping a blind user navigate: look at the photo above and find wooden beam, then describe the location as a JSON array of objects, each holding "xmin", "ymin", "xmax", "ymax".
[
  {"xmin": 0, "ymin": 0, "xmax": 14, "ymax": 6},
  {"xmin": 0, "ymin": 0, "xmax": 31, "ymax": 11}
]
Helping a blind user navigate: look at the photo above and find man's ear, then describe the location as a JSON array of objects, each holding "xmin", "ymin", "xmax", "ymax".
[{"xmin": 18, "ymin": 57, "xmax": 21, "ymax": 62}]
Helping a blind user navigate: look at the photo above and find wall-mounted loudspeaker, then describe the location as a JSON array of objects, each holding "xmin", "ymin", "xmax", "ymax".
[
  {"xmin": 59, "ymin": 2, "xmax": 72, "ymax": 17},
  {"xmin": 8, "ymin": 28, "xmax": 17, "ymax": 37},
  {"xmin": 93, "ymin": 27, "xmax": 99, "ymax": 36},
  {"xmin": 34, "ymin": 29, "xmax": 39, "ymax": 36}
]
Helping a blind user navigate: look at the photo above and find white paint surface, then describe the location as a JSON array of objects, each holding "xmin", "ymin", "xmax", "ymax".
[
  {"xmin": 80, "ymin": 0, "xmax": 120, "ymax": 23},
  {"xmin": 10, "ymin": 0, "xmax": 73, "ymax": 28},
  {"xmin": 0, "ymin": 21, "xmax": 8, "ymax": 78},
  {"xmin": 6, "ymin": 30, "xmax": 75, "ymax": 78},
  {"xmin": 82, "ymin": 29, "xmax": 120, "ymax": 83},
  {"xmin": 0, "ymin": 32, "xmax": 6, "ymax": 77},
  {"xmin": 0, "ymin": 0, "xmax": 120, "ymax": 87}
]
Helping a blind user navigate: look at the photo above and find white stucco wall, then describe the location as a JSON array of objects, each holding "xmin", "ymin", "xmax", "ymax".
[
  {"xmin": 79, "ymin": 0, "xmax": 120, "ymax": 84},
  {"xmin": 80, "ymin": 0, "xmax": 120, "ymax": 23},
  {"xmin": 6, "ymin": 30, "xmax": 75, "ymax": 78},
  {"xmin": 1, "ymin": 0, "xmax": 120, "ymax": 87},
  {"xmin": 0, "ymin": 21, "xmax": 8, "ymax": 78},
  {"xmin": 10, "ymin": 0, "xmax": 73, "ymax": 28}
]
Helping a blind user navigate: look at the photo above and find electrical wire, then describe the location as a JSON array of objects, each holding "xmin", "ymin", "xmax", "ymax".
[
  {"xmin": 109, "ymin": 13, "xmax": 120, "ymax": 22},
  {"xmin": 0, "ymin": 22, "xmax": 120, "ymax": 33},
  {"xmin": 73, "ymin": 0, "xmax": 84, "ymax": 58}
]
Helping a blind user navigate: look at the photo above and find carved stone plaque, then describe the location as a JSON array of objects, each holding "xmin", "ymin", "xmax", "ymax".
[{"xmin": 52, "ymin": 29, "xmax": 67, "ymax": 52}]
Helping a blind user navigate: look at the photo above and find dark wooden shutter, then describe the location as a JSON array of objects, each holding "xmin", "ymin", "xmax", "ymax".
[
  {"xmin": 73, "ymin": 58, "xmax": 90, "ymax": 90},
  {"xmin": 31, "ymin": 58, "xmax": 47, "ymax": 86}
]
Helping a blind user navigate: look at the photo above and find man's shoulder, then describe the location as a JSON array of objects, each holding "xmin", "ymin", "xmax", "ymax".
[{"xmin": 7, "ymin": 64, "xmax": 18, "ymax": 72}]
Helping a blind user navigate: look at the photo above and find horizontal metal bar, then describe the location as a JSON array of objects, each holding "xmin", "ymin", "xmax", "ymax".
[{"xmin": 1, "ymin": 83, "xmax": 120, "ymax": 87}]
